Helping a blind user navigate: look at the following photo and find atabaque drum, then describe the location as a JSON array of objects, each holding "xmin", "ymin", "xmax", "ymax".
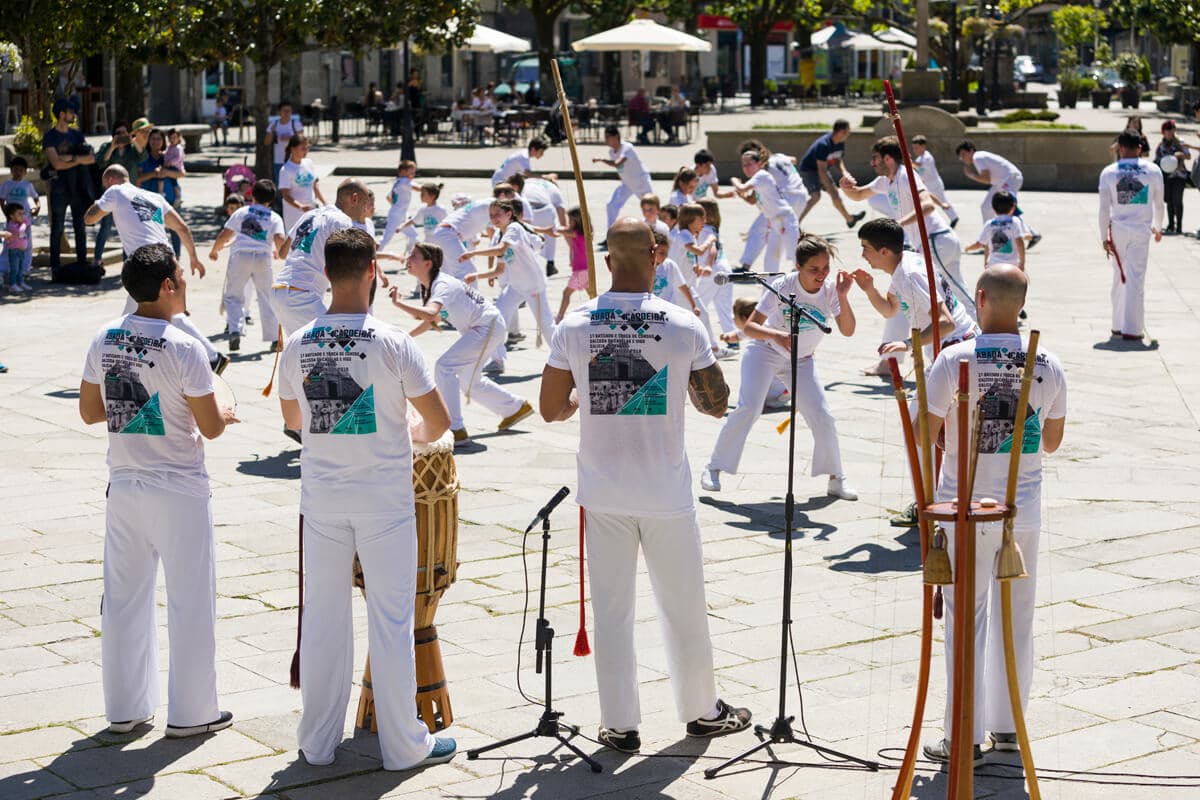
[{"xmin": 354, "ymin": 431, "xmax": 459, "ymax": 733}]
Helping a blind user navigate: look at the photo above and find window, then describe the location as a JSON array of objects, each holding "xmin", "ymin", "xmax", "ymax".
[{"xmin": 341, "ymin": 53, "xmax": 361, "ymax": 88}]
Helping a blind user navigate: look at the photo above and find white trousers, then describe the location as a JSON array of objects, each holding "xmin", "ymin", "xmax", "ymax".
[
  {"xmin": 694, "ymin": 271, "xmax": 736, "ymax": 338},
  {"xmin": 585, "ymin": 510, "xmax": 717, "ymax": 731},
  {"xmin": 225, "ymin": 252, "xmax": 279, "ymax": 339},
  {"xmin": 981, "ymin": 175, "xmax": 1024, "ymax": 223},
  {"xmin": 379, "ymin": 203, "xmax": 413, "ymax": 252},
  {"xmin": 492, "ymin": 285, "xmax": 556, "ymax": 365},
  {"xmin": 606, "ymin": 180, "xmax": 654, "ymax": 231},
  {"xmin": 927, "ymin": 230, "xmax": 975, "ymax": 320},
  {"xmin": 1109, "ymin": 226, "xmax": 1150, "ymax": 336},
  {"xmin": 122, "ymin": 296, "xmax": 219, "ymax": 362},
  {"xmin": 739, "ymin": 194, "xmax": 807, "ymax": 267},
  {"xmin": 297, "ymin": 512, "xmax": 435, "ymax": 770},
  {"xmin": 708, "ymin": 345, "xmax": 843, "ymax": 477},
  {"xmin": 763, "ymin": 212, "xmax": 801, "ymax": 273},
  {"xmin": 526, "ymin": 204, "xmax": 558, "ymax": 263},
  {"xmin": 272, "ymin": 287, "xmax": 327, "ymax": 337},
  {"xmin": 942, "ymin": 522, "xmax": 1039, "ymax": 745},
  {"xmin": 103, "ymin": 479, "xmax": 219, "ymax": 727},
  {"xmin": 428, "ymin": 228, "xmax": 471, "ymax": 280},
  {"xmin": 438, "ymin": 314, "xmax": 525, "ymax": 429}
]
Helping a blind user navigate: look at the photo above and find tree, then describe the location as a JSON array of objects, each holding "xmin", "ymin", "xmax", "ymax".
[
  {"xmin": 1050, "ymin": 4, "xmax": 1107, "ymax": 52},
  {"xmin": 508, "ymin": 0, "xmax": 573, "ymax": 104},
  {"xmin": 1108, "ymin": 0, "xmax": 1200, "ymax": 83},
  {"xmin": 170, "ymin": 0, "xmax": 477, "ymax": 177},
  {"xmin": 710, "ymin": 0, "xmax": 811, "ymax": 106}
]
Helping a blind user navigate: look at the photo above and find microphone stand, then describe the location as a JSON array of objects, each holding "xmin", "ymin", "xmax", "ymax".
[
  {"xmin": 466, "ymin": 497, "xmax": 602, "ymax": 773},
  {"xmin": 705, "ymin": 278, "xmax": 877, "ymax": 779}
]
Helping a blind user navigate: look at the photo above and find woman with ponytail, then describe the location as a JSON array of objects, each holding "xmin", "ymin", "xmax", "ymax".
[
  {"xmin": 278, "ymin": 134, "xmax": 325, "ymax": 233},
  {"xmin": 391, "ymin": 243, "xmax": 533, "ymax": 445}
]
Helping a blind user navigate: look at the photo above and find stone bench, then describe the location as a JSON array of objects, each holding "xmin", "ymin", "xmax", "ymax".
[{"xmin": 170, "ymin": 124, "xmax": 212, "ymax": 154}]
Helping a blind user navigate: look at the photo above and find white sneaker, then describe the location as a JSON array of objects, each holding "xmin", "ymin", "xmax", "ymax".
[
  {"xmin": 701, "ymin": 468, "xmax": 721, "ymax": 492},
  {"xmin": 827, "ymin": 475, "xmax": 858, "ymax": 501},
  {"xmin": 713, "ymin": 348, "xmax": 738, "ymax": 361}
]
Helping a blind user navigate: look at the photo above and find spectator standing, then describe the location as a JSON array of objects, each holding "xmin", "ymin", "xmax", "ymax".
[
  {"xmin": 211, "ymin": 90, "xmax": 230, "ymax": 146},
  {"xmin": 0, "ymin": 156, "xmax": 41, "ymax": 278},
  {"xmin": 264, "ymin": 101, "xmax": 303, "ymax": 185},
  {"xmin": 1109, "ymin": 115, "xmax": 1150, "ymax": 160},
  {"xmin": 93, "ymin": 124, "xmax": 143, "ymax": 267},
  {"xmin": 4, "ymin": 203, "xmax": 32, "ymax": 292},
  {"xmin": 42, "ymin": 97, "xmax": 97, "ymax": 273},
  {"xmin": 1155, "ymin": 120, "xmax": 1191, "ymax": 235}
]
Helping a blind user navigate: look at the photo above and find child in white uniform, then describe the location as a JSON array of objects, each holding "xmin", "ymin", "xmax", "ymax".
[
  {"xmin": 651, "ymin": 230, "xmax": 699, "ymax": 313},
  {"xmin": 593, "ymin": 126, "xmax": 653, "ymax": 233},
  {"xmin": 379, "ymin": 160, "xmax": 417, "ymax": 251},
  {"xmin": 278, "ymin": 135, "xmax": 325, "ymax": 234},
  {"xmin": 731, "ymin": 150, "xmax": 799, "ymax": 273},
  {"xmin": 702, "ymin": 234, "xmax": 858, "ymax": 500}
]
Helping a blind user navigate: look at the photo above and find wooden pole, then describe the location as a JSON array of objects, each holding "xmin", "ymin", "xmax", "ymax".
[{"xmin": 550, "ymin": 60, "xmax": 597, "ymax": 299}]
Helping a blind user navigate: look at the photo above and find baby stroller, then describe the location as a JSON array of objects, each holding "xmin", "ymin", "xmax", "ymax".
[{"xmin": 217, "ymin": 162, "xmax": 257, "ymax": 221}]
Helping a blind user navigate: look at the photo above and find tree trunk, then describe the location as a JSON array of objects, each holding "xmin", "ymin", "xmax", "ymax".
[
  {"xmin": 603, "ymin": 52, "xmax": 623, "ymax": 104},
  {"xmin": 114, "ymin": 60, "xmax": 145, "ymax": 125},
  {"xmin": 254, "ymin": 60, "xmax": 272, "ymax": 179},
  {"xmin": 19, "ymin": 32, "xmax": 52, "ymax": 126},
  {"xmin": 747, "ymin": 29, "xmax": 768, "ymax": 107},
  {"xmin": 535, "ymin": 8, "xmax": 558, "ymax": 104}
]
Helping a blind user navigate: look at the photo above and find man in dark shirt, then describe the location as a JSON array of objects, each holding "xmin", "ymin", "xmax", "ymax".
[
  {"xmin": 628, "ymin": 89, "xmax": 654, "ymax": 145},
  {"xmin": 42, "ymin": 97, "xmax": 97, "ymax": 272},
  {"xmin": 798, "ymin": 119, "xmax": 864, "ymax": 229}
]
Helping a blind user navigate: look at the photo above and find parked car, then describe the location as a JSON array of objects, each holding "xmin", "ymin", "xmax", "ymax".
[
  {"xmin": 1083, "ymin": 66, "xmax": 1127, "ymax": 91},
  {"xmin": 498, "ymin": 54, "xmax": 583, "ymax": 101},
  {"xmin": 1013, "ymin": 55, "xmax": 1045, "ymax": 88}
]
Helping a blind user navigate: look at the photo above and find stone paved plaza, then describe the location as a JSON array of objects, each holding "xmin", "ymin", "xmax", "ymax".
[{"xmin": 2, "ymin": 111, "xmax": 1200, "ymax": 799}]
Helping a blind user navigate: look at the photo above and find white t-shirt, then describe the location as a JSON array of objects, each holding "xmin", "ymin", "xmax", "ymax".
[
  {"xmin": 694, "ymin": 166, "xmax": 719, "ymax": 199},
  {"xmin": 767, "ymin": 153, "xmax": 807, "ymax": 200},
  {"xmin": 276, "ymin": 205, "xmax": 354, "ymax": 295},
  {"xmin": 389, "ymin": 176, "xmax": 413, "ymax": 213},
  {"xmin": 668, "ymin": 188, "xmax": 692, "ymax": 207},
  {"xmin": 701, "ymin": 224, "xmax": 729, "ymax": 271},
  {"xmin": 746, "ymin": 169, "xmax": 792, "ymax": 219},
  {"xmin": 547, "ymin": 292, "xmax": 715, "ymax": 517},
  {"xmin": 441, "ymin": 198, "xmax": 492, "ymax": 243},
  {"xmin": 754, "ymin": 272, "xmax": 840, "ymax": 359},
  {"xmin": 428, "ymin": 272, "xmax": 492, "ymax": 331},
  {"xmin": 609, "ymin": 141, "xmax": 651, "ymax": 191},
  {"xmin": 675, "ymin": 228, "xmax": 701, "ymax": 280},
  {"xmin": 972, "ymin": 151, "xmax": 1021, "ymax": 189},
  {"xmin": 653, "ymin": 258, "xmax": 689, "ymax": 307},
  {"xmin": 491, "ymin": 150, "xmax": 530, "ymax": 186},
  {"xmin": 912, "ymin": 150, "xmax": 947, "ymax": 197},
  {"xmin": 887, "ymin": 251, "xmax": 976, "ymax": 351},
  {"xmin": 278, "ymin": 157, "xmax": 318, "ymax": 223},
  {"xmin": 225, "ymin": 204, "xmax": 285, "ymax": 257},
  {"xmin": 0, "ymin": 179, "xmax": 39, "ymax": 214},
  {"xmin": 523, "ymin": 178, "xmax": 565, "ymax": 211},
  {"xmin": 268, "ymin": 117, "xmax": 303, "ymax": 164},
  {"xmin": 927, "ymin": 334, "xmax": 1067, "ymax": 527},
  {"xmin": 498, "ymin": 223, "xmax": 546, "ymax": 295},
  {"xmin": 277, "ymin": 313, "xmax": 436, "ymax": 517},
  {"xmin": 82, "ymin": 314, "xmax": 214, "ymax": 497},
  {"xmin": 649, "ymin": 218, "xmax": 671, "ymax": 238},
  {"xmin": 95, "ymin": 183, "xmax": 171, "ymax": 255},
  {"xmin": 977, "ymin": 215, "xmax": 1024, "ymax": 266},
  {"xmin": 411, "ymin": 204, "xmax": 447, "ymax": 237},
  {"xmin": 865, "ymin": 169, "xmax": 950, "ymax": 250},
  {"xmin": 1098, "ymin": 158, "xmax": 1165, "ymax": 235}
]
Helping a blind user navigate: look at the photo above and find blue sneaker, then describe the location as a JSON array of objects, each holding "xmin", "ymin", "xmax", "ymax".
[{"xmin": 416, "ymin": 737, "xmax": 456, "ymax": 768}]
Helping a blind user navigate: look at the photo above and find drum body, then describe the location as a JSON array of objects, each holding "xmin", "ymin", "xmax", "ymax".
[{"xmin": 355, "ymin": 432, "xmax": 459, "ymax": 733}]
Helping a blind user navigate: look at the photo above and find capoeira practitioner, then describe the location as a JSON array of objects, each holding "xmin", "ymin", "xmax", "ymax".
[
  {"xmin": 956, "ymin": 140, "xmax": 1041, "ymax": 247},
  {"xmin": 911, "ymin": 135, "xmax": 958, "ymax": 227},
  {"xmin": 509, "ymin": 174, "xmax": 567, "ymax": 276},
  {"xmin": 540, "ymin": 218, "xmax": 752, "ymax": 753},
  {"xmin": 390, "ymin": 242, "xmax": 534, "ymax": 445},
  {"xmin": 592, "ymin": 125, "xmax": 654, "ymax": 243},
  {"xmin": 461, "ymin": 199, "xmax": 556, "ymax": 372},
  {"xmin": 378, "ymin": 159, "xmax": 416, "ymax": 253},
  {"xmin": 79, "ymin": 242, "xmax": 236, "ymax": 737},
  {"xmin": 208, "ymin": 179, "xmax": 286, "ymax": 354},
  {"xmin": 731, "ymin": 148, "xmax": 799, "ymax": 273},
  {"xmin": 921, "ymin": 265, "xmax": 1067, "ymax": 763},
  {"xmin": 851, "ymin": 218, "xmax": 977, "ymax": 364},
  {"xmin": 84, "ymin": 165, "xmax": 225, "ymax": 373},
  {"xmin": 735, "ymin": 140, "xmax": 810, "ymax": 273},
  {"xmin": 273, "ymin": 179, "xmax": 371, "ymax": 337},
  {"xmin": 700, "ymin": 234, "xmax": 858, "ymax": 500},
  {"xmin": 277, "ymin": 228, "xmax": 458, "ymax": 771},
  {"xmin": 430, "ymin": 195, "xmax": 492, "ymax": 280},
  {"xmin": 797, "ymin": 120, "xmax": 866, "ymax": 228},
  {"xmin": 491, "ymin": 136, "xmax": 547, "ymax": 187},
  {"xmin": 1099, "ymin": 128, "xmax": 1164, "ymax": 341}
]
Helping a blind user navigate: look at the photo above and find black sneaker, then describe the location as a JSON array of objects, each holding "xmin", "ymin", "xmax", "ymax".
[
  {"xmin": 1027, "ymin": 233, "xmax": 1042, "ymax": 250},
  {"xmin": 597, "ymin": 240, "xmax": 608, "ymax": 252},
  {"xmin": 283, "ymin": 427, "xmax": 302, "ymax": 445},
  {"xmin": 923, "ymin": 738, "xmax": 984, "ymax": 767},
  {"xmin": 847, "ymin": 211, "xmax": 866, "ymax": 229},
  {"xmin": 229, "ymin": 334, "xmax": 241, "ymax": 353},
  {"xmin": 889, "ymin": 502, "xmax": 918, "ymax": 527},
  {"xmin": 990, "ymin": 731, "xmax": 1018, "ymax": 752},
  {"xmin": 245, "ymin": 315, "xmax": 254, "ymax": 326},
  {"xmin": 545, "ymin": 260, "xmax": 558, "ymax": 277},
  {"xmin": 211, "ymin": 353, "xmax": 230, "ymax": 376},
  {"xmin": 950, "ymin": 217, "xmax": 959, "ymax": 229},
  {"xmin": 732, "ymin": 264, "xmax": 751, "ymax": 274},
  {"xmin": 1018, "ymin": 309, "xmax": 1027, "ymax": 320},
  {"xmin": 686, "ymin": 699, "xmax": 752, "ymax": 738},
  {"xmin": 598, "ymin": 727, "xmax": 640, "ymax": 753},
  {"xmin": 165, "ymin": 710, "xmax": 233, "ymax": 739}
]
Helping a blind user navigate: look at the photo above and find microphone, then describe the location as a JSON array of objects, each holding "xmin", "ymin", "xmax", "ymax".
[
  {"xmin": 525, "ymin": 486, "xmax": 571, "ymax": 533},
  {"xmin": 713, "ymin": 271, "xmax": 785, "ymax": 286}
]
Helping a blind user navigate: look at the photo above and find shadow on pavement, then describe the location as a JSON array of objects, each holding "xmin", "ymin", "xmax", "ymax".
[
  {"xmin": 823, "ymin": 525, "xmax": 922, "ymax": 575},
  {"xmin": 700, "ymin": 494, "xmax": 839, "ymax": 541},
  {"xmin": 237, "ymin": 449, "xmax": 301, "ymax": 480}
]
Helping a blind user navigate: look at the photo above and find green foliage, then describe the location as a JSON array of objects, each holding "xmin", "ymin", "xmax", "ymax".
[
  {"xmin": 995, "ymin": 121, "xmax": 1086, "ymax": 130},
  {"xmin": 1076, "ymin": 77, "xmax": 1098, "ymax": 92},
  {"xmin": 1109, "ymin": 0, "xmax": 1200, "ymax": 47},
  {"xmin": 1114, "ymin": 53, "xmax": 1142, "ymax": 84},
  {"xmin": 1137, "ymin": 55, "xmax": 1152, "ymax": 84},
  {"xmin": 752, "ymin": 122, "xmax": 838, "ymax": 130},
  {"xmin": 1051, "ymin": 5, "xmax": 1106, "ymax": 50},
  {"xmin": 1058, "ymin": 46, "xmax": 1079, "ymax": 73},
  {"xmin": 12, "ymin": 117, "xmax": 44, "ymax": 164},
  {"xmin": 1000, "ymin": 109, "xmax": 1060, "ymax": 123},
  {"xmin": 0, "ymin": 41, "xmax": 19, "ymax": 73},
  {"xmin": 1093, "ymin": 42, "xmax": 1114, "ymax": 68}
]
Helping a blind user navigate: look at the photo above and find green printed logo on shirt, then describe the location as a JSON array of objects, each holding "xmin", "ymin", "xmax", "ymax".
[
  {"xmin": 330, "ymin": 384, "xmax": 377, "ymax": 435},
  {"xmin": 617, "ymin": 365, "xmax": 668, "ymax": 416},
  {"xmin": 120, "ymin": 392, "xmax": 166, "ymax": 436}
]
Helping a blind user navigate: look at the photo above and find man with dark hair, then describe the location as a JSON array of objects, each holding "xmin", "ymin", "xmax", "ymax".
[
  {"xmin": 79, "ymin": 242, "xmax": 237, "ymax": 740},
  {"xmin": 210, "ymin": 179, "xmax": 287, "ymax": 353},
  {"xmin": 956, "ymin": 140, "xmax": 1040, "ymax": 246},
  {"xmin": 797, "ymin": 119, "xmax": 865, "ymax": 228},
  {"xmin": 1099, "ymin": 128, "xmax": 1164, "ymax": 340},
  {"xmin": 42, "ymin": 97, "xmax": 97, "ymax": 273},
  {"xmin": 85, "ymin": 166, "xmax": 226, "ymax": 373},
  {"xmin": 593, "ymin": 126, "xmax": 653, "ymax": 243},
  {"xmin": 491, "ymin": 135, "xmax": 548, "ymax": 187},
  {"xmin": 278, "ymin": 227, "xmax": 457, "ymax": 772},
  {"xmin": 274, "ymin": 178, "xmax": 372, "ymax": 336},
  {"xmin": 540, "ymin": 217, "xmax": 752, "ymax": 754}
]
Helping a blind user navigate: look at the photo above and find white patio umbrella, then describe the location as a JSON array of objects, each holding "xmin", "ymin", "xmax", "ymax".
[
  {"xmin": 571, "ymin": 18, "xmax": 710, "ymax": 90},
  {"xmin": 437, "ymin": 20, "xmax": 531, "ymax": 53}
]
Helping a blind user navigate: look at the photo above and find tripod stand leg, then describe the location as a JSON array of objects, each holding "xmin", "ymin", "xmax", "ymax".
[
  {"xmin": 704, "ymin": 737, "xmax": 776, "ymax": 779},
  {"xmin": 554, "ymin": 731, "xmax": 603, "ymax": 772},
  {"xmin": 466, "ymin": 729, "xmax": 539, "ymax": 760}
]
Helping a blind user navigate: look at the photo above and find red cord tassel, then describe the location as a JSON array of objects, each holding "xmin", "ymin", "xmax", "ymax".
[
  {"xmin": 289, "ymin": 514, "xmax": 304, "ymax": 688},
  {"xmin": 573, "ymin": 506, "xmax": 591, "ymax": 657}
]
